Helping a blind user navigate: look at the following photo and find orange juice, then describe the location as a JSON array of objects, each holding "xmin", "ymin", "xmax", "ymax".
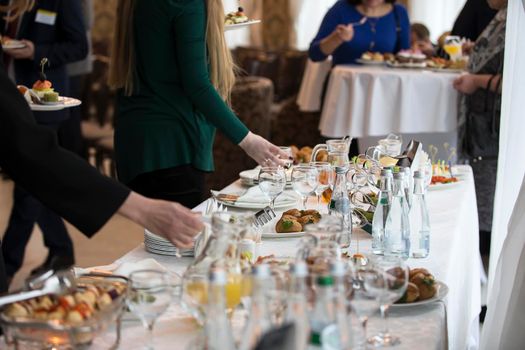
[
  {"xmin": 444, "ymin": 44, "xmax": 460, "ymax": 56},
  {"xmin": 185, "ymin": 274, "xmax": 243, "ymax": 311},
  {"xmin": 322, "ymin": 188, "xmax": 332, "ymax": 203}
]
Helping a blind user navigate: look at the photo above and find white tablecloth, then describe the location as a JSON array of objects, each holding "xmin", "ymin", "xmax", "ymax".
[
  {"xmin": 94, "ymin": 166, "xmax": 480, "ymax": 350},
  {"xmin": 297, "ymin": 61, "xmax": 461, "ymax": 139}
]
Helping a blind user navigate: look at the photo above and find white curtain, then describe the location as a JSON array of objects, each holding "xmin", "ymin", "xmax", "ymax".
[
  {"xmin": 481, "ymin": 1, "xmax": 525, "ymax": 347},
  {"xmin": 289, "ymin": 0, "xmax": 337, "ymax": 50},
  {"xmin": 408, "ymin": 0, "xmax": 465, "ymax": 41}
]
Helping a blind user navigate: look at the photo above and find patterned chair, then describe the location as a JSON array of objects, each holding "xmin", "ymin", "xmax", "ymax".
[{"xmin": 205, "ymin": 76, "xmax": 274, "ymax": 192}]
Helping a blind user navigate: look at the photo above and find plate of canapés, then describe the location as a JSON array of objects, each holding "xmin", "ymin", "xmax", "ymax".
[
  {"xmin": 393, "ymin": 267, "xmax": 449, "ymax": 307},
  {"xmin": 224, "ymin": 7, "xmax": 260, "ymax": 31},
  {"xmin": 261, "ymin": 208, "xmax": 322, "ymax": 238}
]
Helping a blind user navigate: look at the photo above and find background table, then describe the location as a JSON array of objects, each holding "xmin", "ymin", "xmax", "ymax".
[
  {"xmin": 297, "ymin": 60, "xmax": 462, "ymax": 160},
  {"xmin": 93, "ymin": 165, "xmax": 481, "ymax": 350}
]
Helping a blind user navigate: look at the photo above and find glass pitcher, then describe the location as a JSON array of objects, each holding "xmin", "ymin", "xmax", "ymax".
[
  {"xmin": 311, "ymin": 138, "xmax": 351, "ymax": 163},
  {"xmin": 181, "ymin": 212, "xmax": 254, "ymax": 324}
]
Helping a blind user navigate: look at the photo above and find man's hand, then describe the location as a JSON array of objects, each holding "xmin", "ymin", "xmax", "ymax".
[{"xmin": 3, "ymin": 39, "xmax": 34, "ymax": 60}]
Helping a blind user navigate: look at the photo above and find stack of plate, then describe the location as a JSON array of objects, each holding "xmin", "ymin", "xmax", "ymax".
[{"xmin": 144, "ymin": 229, "xmax": 194, "ymax": 257}]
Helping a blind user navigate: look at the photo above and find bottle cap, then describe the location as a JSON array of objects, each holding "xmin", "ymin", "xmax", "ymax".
[
  {"xmin": 335, "ymin": 166, "xmax": 348, "ymax": 175},
  {"xmin": 393, "ymin": 172, "xmax": 405, "ymax": 180},
  {"xmin": 208, "ymin": 268, "xmax": 227, "ymax": 286},
  {"xmin": 316, "ymin": 275, "xmax": 334, "ymax": 286},
  {"xmin": 329, "ymin": 260, "xmax": 347, "ymax": 277},
  {"xmin": 381, "ymin": 168, "xmax": 393, "ymax": 176},
  {"xmin": 290, "ymin": 261, "xmax": 309, "ymax": 278}
]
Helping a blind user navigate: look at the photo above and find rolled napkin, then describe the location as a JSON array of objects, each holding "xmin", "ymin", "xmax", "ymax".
[
  {"xmin": 73, "ymin": 258, "xmax": 167, "ymax": 277},
  {"xmin": 212, "ymin": 186, "xmax": 297, "ymax": 206}
]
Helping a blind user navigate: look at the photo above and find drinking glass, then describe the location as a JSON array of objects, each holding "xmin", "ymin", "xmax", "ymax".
[
  {"xmin": 367, "ymin": 256, "xmax": 409, "ymax": 347},
  {"xmin": 348, "ymin": 258, "xmax": 382, "ymax": 350},
  {"xmin": 278, "ymin": 146, "xmax": 294, "ymax": 169},
  {"xmin": 327, "ymin": 151, "xmax": 350, "ymax": 168},
  {"xmin": 291, "ymin": 165, "xmax": 319, "ymax": 209},
  {"xmin": 258, "ymin": 167, "xmax": 287, "ymax": 210},
  {"xmin": 127, "ymin": 270, "xmax": 173, "ymax": 350},
  {"xmin": 310, "ymin": 162, "xmax": 333, "ymax": 210},
  {"xmin": 444, "ymin": 35, "xmax": 462, "ymax": 61}
]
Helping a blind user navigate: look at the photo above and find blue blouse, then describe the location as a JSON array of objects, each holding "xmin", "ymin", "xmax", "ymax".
[{"xmin": 309, "ymin": 1, "xmax": 410, "ymax": 65}]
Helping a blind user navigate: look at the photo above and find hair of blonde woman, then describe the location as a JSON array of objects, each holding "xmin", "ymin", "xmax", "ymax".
[
  {"xmin": 0, "ymin": 0, "xmax": 35, "ymax": 22},
  {"xmin": 108, "ymin": 0, "xmax": 236, "ymax": 103}
]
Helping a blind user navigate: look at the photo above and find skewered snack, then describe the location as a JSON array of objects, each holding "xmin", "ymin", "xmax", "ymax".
[{"xmin": 275, "ymin": 209, "xmax": 322, "ymax": 233}]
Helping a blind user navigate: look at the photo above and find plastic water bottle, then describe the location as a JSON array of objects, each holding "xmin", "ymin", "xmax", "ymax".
[
  {"xmin": 384, "ymin": 172, "xmax": 410, "ymax": 259},
  {"xmin": 329, "ymin": 261, "xmax": 352, "ymax": 349},
  {"xmin": 402, "ymin": 167, "xmax": 413, "ymax": 209},
  {"xmin": 309, "ymin": 276, "xmax": 336, "ymax": 349},
  {"xmin": 286, "ymin": 262, "xmax": 310, "ymax": 350},
  {"xmin": 372, "ymin": 169, "xmax": 393, "ymax": 255},
  {"xmin": 409, "ymin": 171, "xmax": 430, "ymax": 258},
  {"xmin": 203, "ymin": 269, "xmax": 236, "ymax": 350},
  {"xmin": 329, "ymin": 166, "xmax": 352, "ymax": 248}
]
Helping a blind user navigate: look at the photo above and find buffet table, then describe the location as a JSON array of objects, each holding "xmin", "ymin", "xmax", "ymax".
[{"xmin": 93, "ymin": 165, "xmax": 481, "ymax": 350}]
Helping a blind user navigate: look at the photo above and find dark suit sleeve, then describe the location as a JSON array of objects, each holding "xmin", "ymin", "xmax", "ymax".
[
  {"xmin": 33, "ymin": 0, "xmax": 88, "ymax": 68},
  {"xmin": 0, "ymin": 69, "xmax": 130, "ymax": 236}
]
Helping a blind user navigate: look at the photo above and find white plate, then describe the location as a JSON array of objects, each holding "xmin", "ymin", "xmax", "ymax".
[
  {"xmin": 29, "ymin": 97, "xmax": 81, "ymax": 111},
  {"xmin": 2, "ymin": 40, "xmax": 26, "ymax": 50},
  {"xmin": 392, "ymin": 281, "xmax": 449, "ymax": 308},
  {"xmin": 218, "ymin": 196, "xmax": 297, "ymax": 210},
  {"xmin": 428, "ymin": 180, "xmax": 462, "ymax": 191},
  {"xmin": 225, "ymin": 20, "xmax": 261, "ymax": 31},
  {"xmin": 387, "ymin": 61, "xmax": 426, "ymax": 69},
  {"xmin": 261, "ymin": 216, "xmax": 307, "ymax": 239},
  {"xmin": 239, "ymin": 167, "xmax": 293, "ymax": 187},
  {"xmin": 356, "ymin": 58, "xmax": 386, "ymax": 66}
]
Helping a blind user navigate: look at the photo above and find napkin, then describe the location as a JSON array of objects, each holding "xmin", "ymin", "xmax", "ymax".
[
  {"xmin": 113, "ymin": 258, "xmax": 168, "ymax": 277},
  {"xmin": 214, "ymin": 186, "xmax": 296, "ymax": 206}
]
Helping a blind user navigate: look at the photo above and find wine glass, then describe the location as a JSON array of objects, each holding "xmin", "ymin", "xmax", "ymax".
[
  {"xmin": 279, "ymin": 146, "xmax": 294, "ymax": 169},
  {"xmin": 310, "ymin": 162, "xmax": 333, "ymax": 210},
  {"xmin": 258, "ymin": 167, "xmax": 287, "ymax": 210},
  {"xmin": 348, "ymin": 258, "xmax": 382, "ymax": 350},
  {"xmin": 367, "ymin": 256, "xmax": 409, "ymax": 347},
  {"xmin": 444, "ymin": 35, "xmax": 462, "ymax": 61},
  {"xmin": 291, "ymin": 165, "xmax": 319, "ymax": 209},
  {"xmin": 127, "ymin": 270, "xmax": 173, "ymax": 350}
]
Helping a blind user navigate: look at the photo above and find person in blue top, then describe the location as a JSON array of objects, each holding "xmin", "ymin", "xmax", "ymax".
[{"xmin": 309, "ymin": 0, "xmax": 410, "ymax": 65}]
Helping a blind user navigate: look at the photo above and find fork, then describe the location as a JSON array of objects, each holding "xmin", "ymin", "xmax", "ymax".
[
  {"xmin": 349, "ymin": 17, "xmax": 367, "ymax": 27},
  {"xmin": 253, "ymin": 206, "xmax": 276, "ymax": 229}
]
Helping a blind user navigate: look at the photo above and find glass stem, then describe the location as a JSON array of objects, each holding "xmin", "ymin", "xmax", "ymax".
[
  {"xmin": 303, "ymin": 196, "xmax": 308, "ymax": 209},
  {"xmin": 317, "ymin": 194, "xmax": 321, "ymax": 210},
  {"xmin": 380, "ymin": 304, "xmax": 390, "ymax": 337},
  {"xmin": 271, "ymin": 197, "xmax": 276, "ymax": 210},
  {"xmin": 360, "ymin": 316, "xmax": 368, "ymax": 349},
  {"xmin": 143, "ymin": 320, "xmax": 155, "ymax": 350}
]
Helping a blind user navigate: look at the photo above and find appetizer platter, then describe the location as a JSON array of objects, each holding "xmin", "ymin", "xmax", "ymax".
[
  {"xmin": 0, "ymin": 37, "xmax": 26, "ymax": 50},
  {"xmin": 17, "ymin": 59, "xmax": 82, "ymax": 112},
  {"xmin": 394, "ymin": 268, "xmax": 448, "ymax": 307},
  {"xmin": 224, "ymin": 7, "xmax": 260, "ymax": 31},
  {"xmin": 356, "ymin": 52, "xmax": 395, "ymax": 65},
  {"xmin": 0, "ymin": 273, "xmax": 128, "ymax": 348},
  {"xmin": 261, "ymin": 208, "xmax": 322, "ymax": 238},
  {"xmin": 426, "ymin": 57, "xmax": 468, "ymax": 73}
]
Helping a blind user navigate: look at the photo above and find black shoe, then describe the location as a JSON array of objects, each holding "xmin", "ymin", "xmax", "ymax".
[{"xmin": 30, "ymin": 254, "xmax": 75, "ymax": 277}]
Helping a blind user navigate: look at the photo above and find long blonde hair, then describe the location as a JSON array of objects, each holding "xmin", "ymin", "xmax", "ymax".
[
  {"xmin": 0, "ymin": 0, "xmax": 35, "ymax": 22},
  {"xmin": 109, "ymin": 0, "xmax": 236, "ymax": 102}
]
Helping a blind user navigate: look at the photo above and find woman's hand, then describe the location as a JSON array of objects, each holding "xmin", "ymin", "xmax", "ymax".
[
  {"xmin": 335, "ymin": 24, "xmax": 355, "ymax": 42},
  {"xmin": 119, "ymin": 192, "xmax": 204, "ymax": 248},
  {"xmin": 453, "ymin": 74, "xmax": 481, "ymax": 95},
  {"xmin": 239, "ymin": 132, "xmax": 290, "ymax": 167},
  {"xmin": 3, "ymin": 39, "xmax": 34, "ymax": 60}
]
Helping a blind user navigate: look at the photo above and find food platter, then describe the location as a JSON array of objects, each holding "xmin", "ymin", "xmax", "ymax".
[
  {"xmin": 386, "ymin": 61, "xmax": 427, "ymax": 69},
  {"xmin": 29, "ymin": 97, "xmax": 82, "ymax": 112},
  {"xmin": 355, "ymin": 58, "xmax": 386, "ymax": 66},
  {"xmin": 1, "ymin": 39, "xmax": 26, "ymax": 50},
  {"xmin": 225, "ymin": 20, "xmax": 261, "ymax": 31},
  {"xmin": 392, "ymin": 281, "xmax": 449, "ymax": 308}
]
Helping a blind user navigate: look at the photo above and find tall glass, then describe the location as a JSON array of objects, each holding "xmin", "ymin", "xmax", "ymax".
[
  {"xmin": 444, "ymin": 35, "xmax": 462, "ymax": 61},
  {"xmin": 258, "ymin": 167, "xmax": 287, "ymax": 210},
  {"xmin": 127, "ymin": 270, "xmax": 173, "ymax": 350},
  {"xmin": 279, "ymin": 146, "xmax": 294, "ymax": 169},
  {"xmin": 310, "ymin": 162, "xmax": 333, "ymax": 210},
  {"xmin": 291, "ymin": 165, "xmax": 319, "ymax": 209},
  {"xmin": 367, "ymin": 256, "xmax": 409, "ymax": 347}
]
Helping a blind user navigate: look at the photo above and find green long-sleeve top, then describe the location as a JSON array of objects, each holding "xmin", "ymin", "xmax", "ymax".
[{"xmin": 114, "ymin": 0, "xmax": 249, "ymax": 184}]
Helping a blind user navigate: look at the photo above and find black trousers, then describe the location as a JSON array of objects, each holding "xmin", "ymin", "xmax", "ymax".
[
  {"xmin": 2, "ymin": 186, "xmax": 74, "ymax": 278},
  {"xmin": 127, "ymin": 165, "xmax": 206, "ymax": 209}
]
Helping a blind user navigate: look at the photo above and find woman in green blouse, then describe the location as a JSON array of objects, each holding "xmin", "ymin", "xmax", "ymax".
[{"xmin": 109, "ymin": 0, "xmax": 285, "ymax": 208}]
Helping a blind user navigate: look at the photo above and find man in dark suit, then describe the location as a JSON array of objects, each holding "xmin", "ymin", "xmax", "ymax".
[
  {"xmin": 0, "ymin": 46, "xmax": 203, "ymax": 293},
  {"xmin": 1, "ymin": 0, "xmax": 89, "ymax": 281}
]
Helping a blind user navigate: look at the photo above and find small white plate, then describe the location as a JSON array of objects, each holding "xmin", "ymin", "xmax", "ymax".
[
  {"xmin": 261, "ymin": 216, "xmax": 306, "ymax": 239},
  {"xmin": 428, "ymin": 180, "xmax": 462, "ymax": 191},
  {"xmin": 225, "ymin": 20, "xmax": 261, "ymax": 31},
  {"xmin": 392, "ymin": 281, "xmax": 449, "ymax": 308},
  {"xmin": 29, "ymin": 97, "xmax": 81, "ymax": 111},
  {"xmin": 2, "ymin": 39, "xmax": 26, "ymax": 50},
  {"xmin": 428, "ymin": 67, "xmax": 465, "ymax": 74},
  {"xmin": 387, "ymin": 61, "xmax": 427, "ymax": 69},
  {"xmin": 356, "ymin": 58, "xmax": 386, "ymax": 66}
]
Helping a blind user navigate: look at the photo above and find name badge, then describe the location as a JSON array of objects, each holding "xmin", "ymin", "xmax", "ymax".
[{"xmin": 35, "ymin": 9, "xmax": 57, "ymax": 26}]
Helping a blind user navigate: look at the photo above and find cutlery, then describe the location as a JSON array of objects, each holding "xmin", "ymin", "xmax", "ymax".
[
  {"xmin": 349, "ymin": 17, "xmax": 367, "ymax": 27},
  {"xmin": 253, "ymin": 206, "xmax": 276, "ymax": 229}
]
